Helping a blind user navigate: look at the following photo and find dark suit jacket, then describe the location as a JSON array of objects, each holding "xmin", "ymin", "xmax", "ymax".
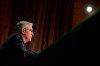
[{"xmin": 1, "ymin": 33, "xmax": 38, "ymax": 66}]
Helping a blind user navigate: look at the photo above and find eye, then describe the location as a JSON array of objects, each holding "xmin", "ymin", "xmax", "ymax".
[{"xmin": 27, "ymin": 29, "xmax": 33, "ymax": 32}]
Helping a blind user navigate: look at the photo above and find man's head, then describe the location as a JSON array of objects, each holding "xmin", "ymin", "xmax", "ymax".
[{"xmin": 15, "ymin": 21, "xmax": 34, "ymax": 43}]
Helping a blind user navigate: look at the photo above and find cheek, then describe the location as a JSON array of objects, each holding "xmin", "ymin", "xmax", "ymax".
[
  {"xmin": 27, "ymin": 32, "xmax": 32, "ymax": 38},
  {"xmin": 24, "ymin": 32, "xmax": 30, "ymax": 38}
]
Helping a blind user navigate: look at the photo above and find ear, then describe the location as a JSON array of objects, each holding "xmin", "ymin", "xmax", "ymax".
[{"xmin": 21, "ymin": 28, "xmax": 26, "ymax": 34}]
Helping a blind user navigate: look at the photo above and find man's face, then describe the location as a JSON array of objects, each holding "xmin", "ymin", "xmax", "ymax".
[{"xmin": 23, "ymin": 25, "xmax": 34, "ymax": 43}]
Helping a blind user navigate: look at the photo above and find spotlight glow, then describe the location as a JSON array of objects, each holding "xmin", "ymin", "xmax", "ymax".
[{"xmin": 86, "ymin": 6, "xmax": 92, "ymax": 12}]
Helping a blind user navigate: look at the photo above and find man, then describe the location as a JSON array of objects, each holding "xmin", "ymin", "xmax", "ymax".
[{"xmin": 1, "ymin": 21, "xmax": 39, "ymax": 66}]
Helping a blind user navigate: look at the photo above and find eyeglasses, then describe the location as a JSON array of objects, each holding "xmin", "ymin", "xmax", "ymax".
[{"xmin": 26, "ymin": 29, "xmax": 33, "ymax": 33}]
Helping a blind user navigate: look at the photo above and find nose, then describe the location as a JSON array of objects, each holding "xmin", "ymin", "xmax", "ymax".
[{"xmin": 32, "ymin": 32, "xmax": 34, "ymax": 36}]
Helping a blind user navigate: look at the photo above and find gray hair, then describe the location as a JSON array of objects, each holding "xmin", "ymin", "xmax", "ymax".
[{"xmin": 15, "ymin": 21, "xmax": 33, "ymax": 32}]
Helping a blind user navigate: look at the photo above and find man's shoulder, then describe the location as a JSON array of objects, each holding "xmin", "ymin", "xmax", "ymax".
[
  {"xmin": 1, "ymin": 33, "xmax": 24, "ymax": 48},
  {"xmin": 6, "ymin": 33, "xmax": 24, "ymax": 44},
  {"xmin": 8, "ymin": 33, "xmax": 22, "ymax": 39}
]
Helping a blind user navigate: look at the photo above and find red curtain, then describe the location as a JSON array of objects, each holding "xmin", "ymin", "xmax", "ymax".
[{"xmin": 9, "ymin": 0, "xmax": 74, "ymax": 51}]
